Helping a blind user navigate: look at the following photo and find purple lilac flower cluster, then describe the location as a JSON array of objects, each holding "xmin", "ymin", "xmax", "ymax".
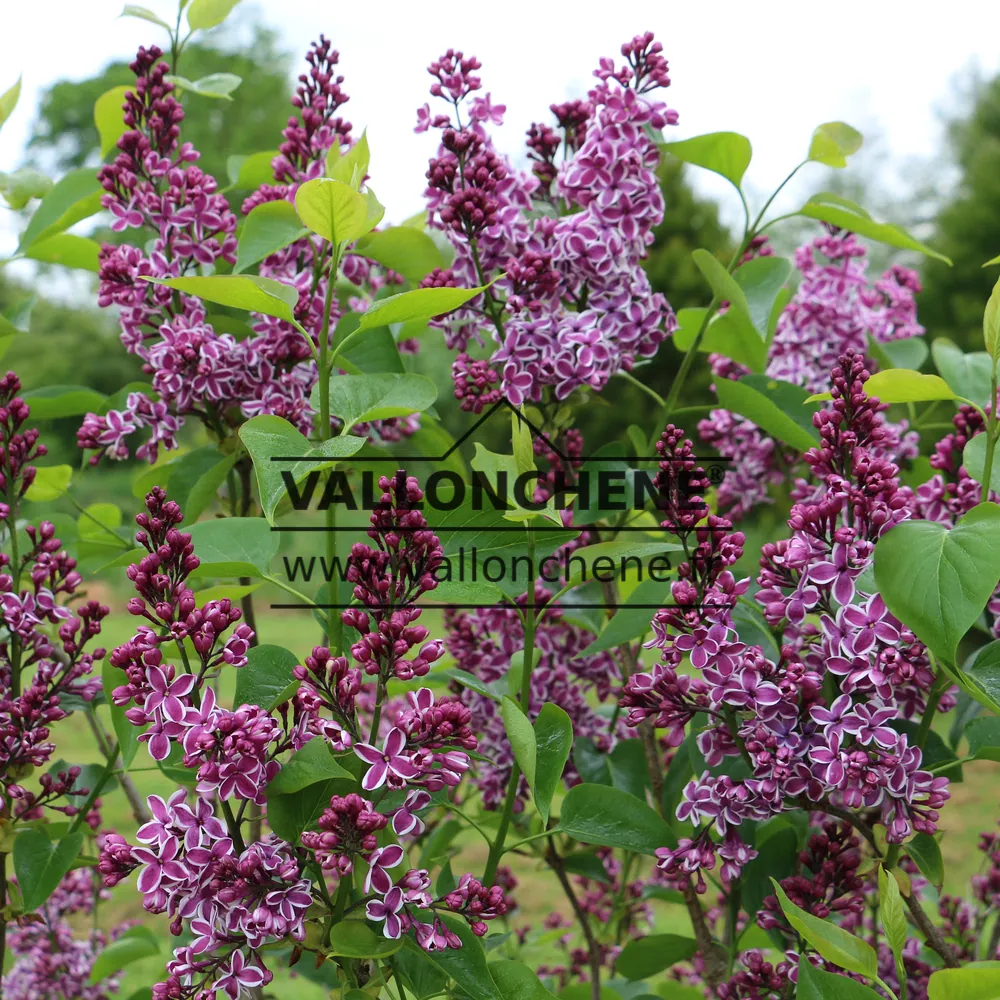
[
  {"xmin": 3, "ymin": 863, "xmax": 130, "ymax": 1000},
  {"xmin": 414, "ymin": 34, "xmax": 678, "ymax": 410},
  {"xmin": 627, "ymin": 354, "xmax": 951, "ymax": 903},
  {"xmin": 0, "ymin": 374, "xmax": 108, "ymax": 796},
  {"xmin": 80, "ymin": 39, "xmax": 418, "ymax": 465},
  {"xmin": 699, "ymin": 231, "xmax": 923, "ymax": 517}
]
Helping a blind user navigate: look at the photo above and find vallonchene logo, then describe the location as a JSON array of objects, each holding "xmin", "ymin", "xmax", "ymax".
[{"xmin": 269, "ymin": 399, "xmax": 731, "ymax": 612}]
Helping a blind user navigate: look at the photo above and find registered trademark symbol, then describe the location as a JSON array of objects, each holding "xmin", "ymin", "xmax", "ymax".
[{"xmin": 708, "ymin": 464, "xmax": 725, "ymax": 486}]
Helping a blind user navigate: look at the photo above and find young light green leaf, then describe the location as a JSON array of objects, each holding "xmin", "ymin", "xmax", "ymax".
[
  {"xmin": 512, "ymin": 409, "xmax": 535, "ymax": 477},
  {"xmin": 692, "ymin": 248, "xmax": 750, "ymax": 315},
  {"xmin": 186, "ymin": 517, "xmax": 279, "ymax": 577},
  {"xmin": 13, "ymin": 829, "xmax": 85, "ymax": 911},
  {"xmin": 532, "ymin": 704, "xmax": 573, "ymax": 825},
  {"xmin": 234, "ymin": 644, "xmax": 302, "ymax": 712},
  {"xmin": 103, "ymin": 659, "xmax": 145, "ymax": 768},
  {"xmin": 352, "ymin": 226, "xmax": 443, "ymax": 282},
  {"xmin": 807, "ymin": 368, "xmax": 956, "ymax": 404},
  {"xmin": 94, "ymin": 86, "xmax": 131, "ymax": 158},
  {"xmin": 329, "ymin": 919, "xmax": 402, "ymax": 959},
  {"xmin": 502, "ymin": 696, "xmax": 537, "ymax": 787},
  {"xmin": 25, "ymin": 465, "xmax": 73, "ymax": 502},
  {"xmin": 615, "ymin": 934, "xmax": 698, "ymax": 981},
  {"xmin": 17, "ymin": 168, "xmax": 102, "ymax": 253},
  {"xmin": 239, "ymin": 414, "xmax": 365, "ymax": 524},
  {"xmin": 799, "ymin": 197, "xmax": 951, "ymax": 264},
  {"xmin": 560, "ymin": 783, "xmax": 673, "ymax": 855},
  {"xmin": 143, "ymin": 274, "xmax": 298, "ymax": 322},
  {"xmin": 317, "ymin": 373, "xmax": 438, "ymax": 434},
  {"xmin": 933, "ymin": 337, "xmax": 993, "ymax": 406},
  {"xmin": 985, "ymin": 276, "xmax": 1000, "ymax": 361},
  {"xmin": 877, "ymin": 864, "xmax": 907, "ymax": 969},
  {"xmin": 22, "ymin": 233, "xmax": 100, "ymax": 271},
  {"xmin": 326, "ymin": 131, "xmax": 370, "ymax": 187},
  {"xmin": 735, "ymin": 255, "xmax": 792, "ymax": 334},
  {"xmin": 927, "ymin": 963, "xmax": 1000, "ymax": 1000},
  {"xmin": 356, "ymin": 283, "xmax": 494, "ymax": 331},
  {"xmin": 0, "ymin": 76, "xmax": 21, "ymax": 132},
  {"xmin": 186, "ymin": 0, "xmax": 241, "ymax": 30},
  {"xmin": 229, "ymin": 149, "xmax": 279, "ymax": 190},
  {"xmin": 182, "ymin": 72, "xmax": 242, "ymax": 99},
  {"xmin": 715, "ymin": 376, "xmax": 820, "ymax": 452},
  {"xmin": 808, "ymin": 121, "xmax": 863, "ymax": 167},
  {"xmin": 796, "ymin": 958, "xmax": 883, "ymax": 999},
  {"xmin": 295, "ymin": 177, "xmax": 370, "ymax": 246},
  {"xmin": 89, "ymin": 927, "xmax": 159, "ymax": 985},
  {"xmin": 874, "ymin": 502, "xmax": 1000, "ymax": 663},
  {"xmin": 660, "ymin": 131, "xmax": 752, "ymax": 189},
  {"xmin": 770, "ymin": 878, "xmax": 877, "ymax": 978},
  {"xmin": 235, "ymin": 200, "xmax": 309, "ymax": 274}
]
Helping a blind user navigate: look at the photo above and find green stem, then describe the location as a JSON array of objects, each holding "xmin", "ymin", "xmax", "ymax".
[
  {"xmin": 983, "ymin": 362, "xmax": 999, "ymax": 495},
  {"xmin": 482, "ymin": 533, "xmax": 537, "ymax": 885},
  {"xmin": 616, "ymin": 368, "xmax": 665, "ymax": 408},
  {"xmin": 220, "ymin": 799, "xmax": 245, "ymax": 853}
]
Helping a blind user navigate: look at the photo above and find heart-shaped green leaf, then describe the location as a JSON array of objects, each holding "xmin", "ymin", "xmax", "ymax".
[
  {"xmin": 14, "ymin": 828, "xmax": 85, "ymax": 911},
  {"xmin": 874, "ymin": 503, "xmax": 1000, "ymax": 663}
]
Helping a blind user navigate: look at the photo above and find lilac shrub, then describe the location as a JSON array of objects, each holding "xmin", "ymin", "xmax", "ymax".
[{"xmin": 6, "ymin": 5, "xmax": 1000, "ymax": 1000}]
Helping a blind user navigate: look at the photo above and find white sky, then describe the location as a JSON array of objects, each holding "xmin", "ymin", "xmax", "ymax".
[{"xmin": 1, "ymin": 0, "xmax": 998, "ymax": 262}]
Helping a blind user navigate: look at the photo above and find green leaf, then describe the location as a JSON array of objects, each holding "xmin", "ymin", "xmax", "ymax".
[
  {"xmin": 234, "ymin": 644, "xmax": 301, "ymax": 712},
  {"xmin": 357, "ymin": 283, "xmax": 494, "ymax": 332},
  {"xmin": 13, "ymin": 828, "xmax": 85, "ymax": 911},
  {"xmin": 328, "ymin": 919, "xmax": 402, "ymax": 959},
  {"xmin": 692, "ymin": 248, "xmax": 751, "ymax": 316},
  {"xmin": 319, "ymin": 373, "xmax": 438, "ymax": 434},
  {"xmin": 326, "ymin": 132, "xmax": 370, "ymax": 187},
  {"xmin": 78, "ymin": 502, "xmax": 122, "ymax": 542},
  {"xmin": 143, "ymin": 274, "xmax": 298, "ymax": 323},
  {"xmin": 607, "ymin": 739, "xmax": 652, "ymax": 800},
  {"xmin": 807, "ymin": 368, "xmax": 956, "ymax": 404},
  {"xmin": 532, "ymin": 704, "xmax": 573, "ymax": 825},
  {"xmin": 334, "ymin": 324, "xmax": 404, "ymax": 375},
  {"xmin": 615, "ymin": 934, "xmax": 697, "ymax": 980},
  {"xmin": 119, "ymin": 5, "xmax": 172, "ymax": 29},
  {"xmin": 735, "ymin": 255, "xmax": 792, "ymax": 334},
  {"xmin": 353, "ymin": 226, "xmax": 443, "ymax": 282},
  {"xmin": 986, "ymin": 277, "xmax": 1000, "ymax": 360},
  {"xmin": 964, "ymin": 716, "xmax": 1000, "ymax": 761},
  {"xmin": 186, "ymin": 0, "xmax": 241, "ymax": 30},
  {"xmin": 238, "ymin": 414, "xmax": 366, "ymax": 523},
  {"xmin": 186, "ymin": 517, "xmax": 279, "ymax": 577},
  {"xmin": 22, "ymin": 385, "xmax": 106, "ymax": 419},
  {"xmin": 17, "ymin": 168, "xmax": 102, "ymax": 253},
  {"xmin": 560, "ymin": 783, "xmax": 672, "ymax": 855},
  {"xmin": 770, "ymin": 879, "xmax": 877, "ymax": 978},
  {"xmin": 966, "ymin": 641, "xmax": 1000, "ymax": 716},
  {"xmin": 169, "ymin": 72, "xmax": 242, "ymax": 100},
  {"xmin": 799, "ymin": 197, "xmax": 951, "ymax": 264},
  {"xmin": 907, "ymin": 832, "xmax": 944, "ymax": 889},
  {"xmin": 796, "ymin": 958, "xmax": 883, "ymax": 999},
  {"xmin": 741, "ymin": 823, "xmax": 799, "ymax": 920},
  {"xmin": 808, "ymin": 121, "xmax": 863, "ymax": 167},
  {"xmin": 401, "ymin": 914, "xmax": 502, "ymax": 1000},
  {"xmin": 660, "ymin": 131, "xmax": 752, "ymax": 189},
  {"xmin": 715, "ymin": 375, "xmax": 820, "ymax": 452},
  {"xmin": 874, "ymin": 503, "xmax": 1000, "ymax": 663},
  {"xmin": 94, "ymin": 86, "xmax": 131, "ymax": 157},
  {"xmin": 933, "ymin": 337, "xmax": 994, "ymax": 406},
  {"xmin": 487, "ymin": 961, "xmax": 558, "ymax": 1000},
  {"xmin": 878, "ymin": 864, "xmax": 907, "ymax": 967},
  {"xmin": 0, "ymin": 76, "xmax": 22, "ymax": 133},
  {"xmin": 927, "ymin": 964, "xmax": 1000, "ymax": 1000},
  {"xmin": 22, "ymin": 233, "xmax": 101, "ymax": 271},
  {"xmin": 167, "ymin": 448, "xmax": 238, "ymax": 523},
  {"xmin": 268, "ymin": 739, "xmax": 353, "ymax": 795},
  {"xmin": 962, "ymin": 434, "xmax": 1000, "ymax": 494},
  {"xmin": 501, "ymin": 696, "xmax": 537, "ymax": 786},
  {"xmin": 89, "ymin": 927, "xmax": 159, "ymax": 984},
  {"xmin": 228, "ymin": 150, "xmax": 278, "ymax": 190},
  {"xmin": 235, "ymin": 200, "xmax": 308, "ymax": 273},
  {"xmin": 103, "ymin": 659, "xmax": 144, "ymax": 769},
  {"xmin": 267, "ymin": 777, "xmax": 352, "ymax": 842},
  {"xmin": 876, "ymin": 335, "xmax": 929, "ymax": 372},
  {"xmin": 295, "ymin": 177, "xmax": 371, "ymax": 246},
  {"xmin": 25, "ymin": 464, "xmax": 72, "ymax": 502},
  {"xmin": 578, "ymin": 576, "xmax": 673, "ymax": 655},
  {"xmin": 1, "ymin": 168, "xmax": 52, "ymax": 211}
]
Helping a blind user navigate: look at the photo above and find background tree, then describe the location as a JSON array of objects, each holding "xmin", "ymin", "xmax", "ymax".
[{"xmin": 918, "ymin": 70, "xmax": 1000, "ymax": 348}]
